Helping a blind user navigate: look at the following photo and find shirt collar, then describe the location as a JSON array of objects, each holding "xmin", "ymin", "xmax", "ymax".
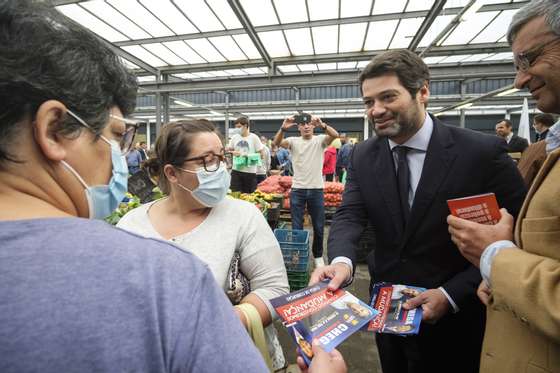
[
  {"xmin": 388, "ymin": 112, "xmax": 433, "ymax": 152},
  {"xmin": 546, "ymin": 120, "xmax": 560, "ymax": 154},
  {"xmin": 506, "ymin": 132, "xmax": 513, "ymax": 143}
]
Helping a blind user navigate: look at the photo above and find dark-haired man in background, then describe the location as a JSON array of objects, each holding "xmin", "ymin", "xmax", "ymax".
[
  {"xmin": 495, "ymin": 119, "xmax": 529, "ymax": 153},
  {"xmin": 311, "ymin": 49, "xmax": 526, "ymax": 373}
]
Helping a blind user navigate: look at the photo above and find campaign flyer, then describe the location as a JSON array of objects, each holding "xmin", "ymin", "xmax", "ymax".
[
  {"xmin": 367, "ymin": 283, "xmax": 425, "ymax": 336},
  {"xmin": 270, "ymin": 280, "xmax": 377, "ymax": 365},
  {"xmin": 447, "ymin": 192, "xmax": 501, "ymax": 225}
]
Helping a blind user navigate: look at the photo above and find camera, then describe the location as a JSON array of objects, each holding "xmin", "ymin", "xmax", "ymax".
[{"xmin": 293, "ymin": 112, "xmax": 311, "ymax": 124}]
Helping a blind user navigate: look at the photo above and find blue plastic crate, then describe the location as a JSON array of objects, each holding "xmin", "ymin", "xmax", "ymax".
[{"xmin": 274, "ymin": 229, "xmax": 310, "ymax": 272}]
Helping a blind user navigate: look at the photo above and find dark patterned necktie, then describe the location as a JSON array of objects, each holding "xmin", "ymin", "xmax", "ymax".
[{"xmin": 394, "ymin": 145, "xmax": 410, "ymax": 226}]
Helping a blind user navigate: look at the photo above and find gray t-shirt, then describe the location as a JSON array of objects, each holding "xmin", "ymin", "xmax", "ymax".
[{"xmin": 0, "ymin": 218, "xmax": 267, "ymax": 373}]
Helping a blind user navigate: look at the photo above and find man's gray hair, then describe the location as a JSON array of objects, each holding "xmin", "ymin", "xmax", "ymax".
[{"xmin": 507, "ymin": 0, "xmax": 560, "ymax": 44}]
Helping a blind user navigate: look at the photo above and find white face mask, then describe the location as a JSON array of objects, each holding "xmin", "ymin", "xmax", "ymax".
[
  {"xmin": 176, "ymin": 163, "xmax": 231, "ymax": 207},
  {"xmin": 229, "ymin": 127, "xmax": 241, "ymax": 137}
]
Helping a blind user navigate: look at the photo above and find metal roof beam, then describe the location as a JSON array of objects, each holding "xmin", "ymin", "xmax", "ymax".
[
  {"xmin": 227, "ymin": 0, "xmax": 273, "ymax": 71},
  {"xmin": 409, "ymin": 0, "xmax": 447, "ymax": 51},
  {"xmin": 138, "ymin": 63, "xmax": 516, "ymax": 94}
]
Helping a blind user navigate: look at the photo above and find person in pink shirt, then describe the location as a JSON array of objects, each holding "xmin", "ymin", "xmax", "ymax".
[{"xmin": 323, "ymin": 146, "xmax": 337, "ymax": 181}]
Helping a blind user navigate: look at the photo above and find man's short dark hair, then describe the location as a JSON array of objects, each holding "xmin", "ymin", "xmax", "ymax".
[
  {"xmin": 534, "ymin": 113, "xmax": 556, "ymax": 128},
  {"xmin": 235, "ymin": 116, "xmax": 250, "ymax": 127},
  {"xmin": 0, "ymin": 0, "xmax": 138, "ymax": 165},
  {"xmin": 498, "ymin": 119, "xmax": 513, "ymax": 128},
  {"xmin": 358, "ymin": 49, "xmax": 430, "ymax": 98}
]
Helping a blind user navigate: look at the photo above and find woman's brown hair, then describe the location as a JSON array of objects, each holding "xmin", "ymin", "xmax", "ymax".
[{"xmin": 144, "ymin": 119, "xmax": 221, "ymax": 194}]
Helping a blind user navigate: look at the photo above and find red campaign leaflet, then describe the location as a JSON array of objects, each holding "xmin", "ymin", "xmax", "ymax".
[
  {"xmin": 270, "ymin": 280, "xmax": 377, "ymax": 366},
  {"xmin": 367, "ymin": 283, "xmax": 426, "ymax": 336},
  {"xmin": 447, "ymin": 192, "xmax": 501, "ymax": 225}
]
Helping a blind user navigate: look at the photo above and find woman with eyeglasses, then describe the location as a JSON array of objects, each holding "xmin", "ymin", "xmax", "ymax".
[{"xmin": 116, "ymin": 120, "xmax": 290, "ymax": 371}]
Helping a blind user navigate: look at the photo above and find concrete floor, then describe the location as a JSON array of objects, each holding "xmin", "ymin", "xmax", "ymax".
[{"xmin": 275, "ymin": 224, "xmax": 382, "ymax": 373}]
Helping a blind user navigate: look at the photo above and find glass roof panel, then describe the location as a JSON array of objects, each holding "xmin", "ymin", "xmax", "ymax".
[
  {"xmin": 417, "ymin": 15, "xmax": 455, "ymax": 47},
  {"xmin": 206, "ymin": 0, "xmax": 243, "ymax": 29},
  {"xmin": 339, "ymin": 23, "xmax": 368, "ymax": 52},
  {"xmin": 195, "ymin": 71, "xmax": 218, "ymax": 78},
  {"xmin": 142, "ymin": 43, "xmax": 187, "ymax": 65},
  {"xmin": 317, "ymin": 63, "xmax": 337, "ymax": 70},
  {"xmin": 243, "ymin": 67, "xmax": 267, "ymax": 75},
  {"xmin": 119, "ymin": 57, "xmax": 139, "ymax": 69},
  {"xmin": 337, "ymin": 62, "xmax": 358, "ymax": 69},
  {"xmin": 174, "ymin": 0, "xmax": 225, "ymax": 32},
  {"xmin": 312, "ymin": 25, "xmax": 338, "ymax": 54},
  {"xmin": 438, "ymin": 54, "xmax": 471, "ymax": 63},
  {"xmin": 340, "ymin": 0, "xmax": 372, "ymax": 18},
  {"xmin": 172, "ymin": 73, "xmax": 199, "ymax": 80},
  {"xmin": 483, "ymin": 52, "xmax": 514, "ymax": 61},
  {"xmin": 121, "ymin": 45, "xmax": 167, "ymax": 66},
  {"xmin": 240, "ymin": 0, "xmax": 279, "ymax": 26},
  {"xmin": 223, "ymin": 69, "xmax": 249, "ymax": 76},
  {"xmin": 137, "ymin": 76, "xmax": 156, "ymax": 82},
  {"xmin": 471, "ymin": 9, "xmax": 517, "ymax": 44},
  {"xmin": 274, "ymin": 0, "xmax": 308, "ymax": 24},
  {"xmin": 278, "ymin": 65, "xmax": 301, "ymax": 73},
  {"xmin": 443, "ymin": 11, "xmax": 499, "ymax": 45},
  {"xmin": 372, "ymin": 0, "xmax": 407, "ymax": 15},
  {"xmin": 80, "ymin": 1, "xmax": 150, "ymax": 40},
  {"xmin": 422, "ymin": 56, "xmax": 448, "ymax": 64},
  {"xmin": 444, "ymin": 0, "xmax": 470, "ymax": 9},
  {"xmin": 164, "ymin": 41, "xmax": 206, "ymax": 63},
  {"xmin": 259, "ymin": 67, "xmax": 269, "ymax": 74},
  {"xmin": 364, "ymin": 20, "xmax": 399, "ymax": 50},
  {"xmin": 390, "ymin": 17, "xmax": 424, "ymax": 49},
  {"xmin": 285, "ymin": 28, "xmax": 314, "ymax": 56},
  {"xmin": 298, "ymin": 64, "xmax": 319, "ymax": 71},
  {"xmin": 308, "ymin": 0, "xmax": 338, "ymax": 21},
  {"xmin": 357, "ymin": 60, "xmax": 370, "ymax": 68},
  {"xmin": 185, "ymin": 39, "xmax": 227, "ymax": 62},
  {"xmin": 208, "ymin": 36, "xmax": 247, "ymax": 60},
  {"xmin": 56, "ymin": 4, "xmax": 128, "ymax": 42},
  {"xmin": 211, "ymin": 70, "xmax": 232, "ymax": 77},
  {"xmin": 232, "ymin": 34, "xmax": 262, "ymax": 59},
  {"xmin": 406, "ymin": 0, "xmax": 435, "ymax": 11},
  {"xmin": 258, "ymin": 31, "xmax": 291, "ymax": 57},
  {"xmin": 460, "ymin": 53, "xmax": 493, "ymax": 62},
  {"xmin": 139, "ymin": 0, "xmax": 198, "ymax": 35},
  {"xmin": 107, "ymin": 0, "xmax": 173, "ymax": 37}
]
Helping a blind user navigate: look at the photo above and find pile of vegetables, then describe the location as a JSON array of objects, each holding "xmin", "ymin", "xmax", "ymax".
[
  {"xmin": 227, "ymin": 190, "xmax": 275, "ymax": 215},
  {"xmin": 105, "ymin": 193, "xmax": 141, "ymax": 225},
  {"xmin": 257, "ymin": 176, "xmax": 344, "ymax": 209}
]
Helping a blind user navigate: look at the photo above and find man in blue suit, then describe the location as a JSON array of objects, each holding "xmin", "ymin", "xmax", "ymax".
[{"xmin": 310, "ymin": 49, "xmax": 527, "ymax": 373}]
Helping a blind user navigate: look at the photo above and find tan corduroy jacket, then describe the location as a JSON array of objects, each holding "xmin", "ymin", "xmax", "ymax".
[{"xmin": 480, "ymin": 148, "xmax": 560, "ymax": 373}]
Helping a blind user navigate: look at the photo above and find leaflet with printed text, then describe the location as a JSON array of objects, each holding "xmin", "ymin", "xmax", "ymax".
[
  {"xmin": 367, "ymin": 283, "xmax": 425, "ymax": 336},
  {"xmin": 270, "ymin": 280, "xmax": 377, "ymax": 366}
]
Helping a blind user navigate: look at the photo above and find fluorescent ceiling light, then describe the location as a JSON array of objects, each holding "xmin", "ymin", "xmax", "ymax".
[
  {"xmin": 496, "ymin": 88, "xmax": 520, "ymax": 97},
  {"xmin": 174, "ymin": 99, "xmax": 194, "ymax": 107}
]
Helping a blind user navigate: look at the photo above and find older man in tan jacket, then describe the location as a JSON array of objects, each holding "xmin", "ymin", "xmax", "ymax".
[{"xmin": 447, "ymin": 1, "xmax": 560, "ymax": 372}]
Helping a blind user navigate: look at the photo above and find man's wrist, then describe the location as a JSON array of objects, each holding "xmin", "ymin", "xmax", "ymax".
[{"xmin": 279, "ymin": 127, "xmax": 286, "ymax": 133}]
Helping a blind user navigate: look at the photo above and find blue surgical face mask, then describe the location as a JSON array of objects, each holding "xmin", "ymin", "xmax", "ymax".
[
  {"xmin": 62, "ymin": 137, "xmax": 129, "ymax": 219},
  {"xmin": 176, "ymin": 163, "xmax": 231, "ymax": 207}
]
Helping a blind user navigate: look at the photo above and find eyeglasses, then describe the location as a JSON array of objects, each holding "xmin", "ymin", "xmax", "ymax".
[
  {"xmin": 66, "ymin": 109, "xmax": 138, "ymax": 155},
  {"xmin": 109, "ymin": 114, "xmax": 139, "ymax": 155},
  {"xmin": 182, "ymin": 151, "xmax": 231, "ymax": 172},
  {"xmin": 514, "ymin": 37, "xmax": 560, "ymax": 72}
]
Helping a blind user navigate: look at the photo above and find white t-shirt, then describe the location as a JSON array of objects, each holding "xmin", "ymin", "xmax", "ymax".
[
  {"xmin": 256, "ymin": 145, "xmax": 271, "ymax": 176},
  {"xmin": 116, "ymin": 197, "xmax": 289, "ymax": 315},
  {"xmin": 229, "ymin": 133, "xmax": 263, "ymax": 174},
  {"xmin": 286, "ymin": 134, "xmax": 328, "ymax": 189}
]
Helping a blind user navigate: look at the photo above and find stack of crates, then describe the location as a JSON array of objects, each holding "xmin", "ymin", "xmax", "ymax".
[{"xmin": 274, "ymin": 229, "xmax": 310, "ymax": 291}]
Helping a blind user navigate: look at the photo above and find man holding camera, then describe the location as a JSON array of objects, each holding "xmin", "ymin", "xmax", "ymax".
[{"xmin": 273, "ymin": 114, "xmax": 339, "ymax": 267}]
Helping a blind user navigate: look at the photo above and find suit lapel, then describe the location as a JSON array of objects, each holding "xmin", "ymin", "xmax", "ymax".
[
  {"xmin": 514, "ymin": 148, "xmax": 560, "ymax": 246},
  {"xmin": 401, "ymin": 117, "xmax": 457, "ymax": 247},
  {"xmin": 371, "ymin": 138, "xmax": 405, "ymax": 238}
]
